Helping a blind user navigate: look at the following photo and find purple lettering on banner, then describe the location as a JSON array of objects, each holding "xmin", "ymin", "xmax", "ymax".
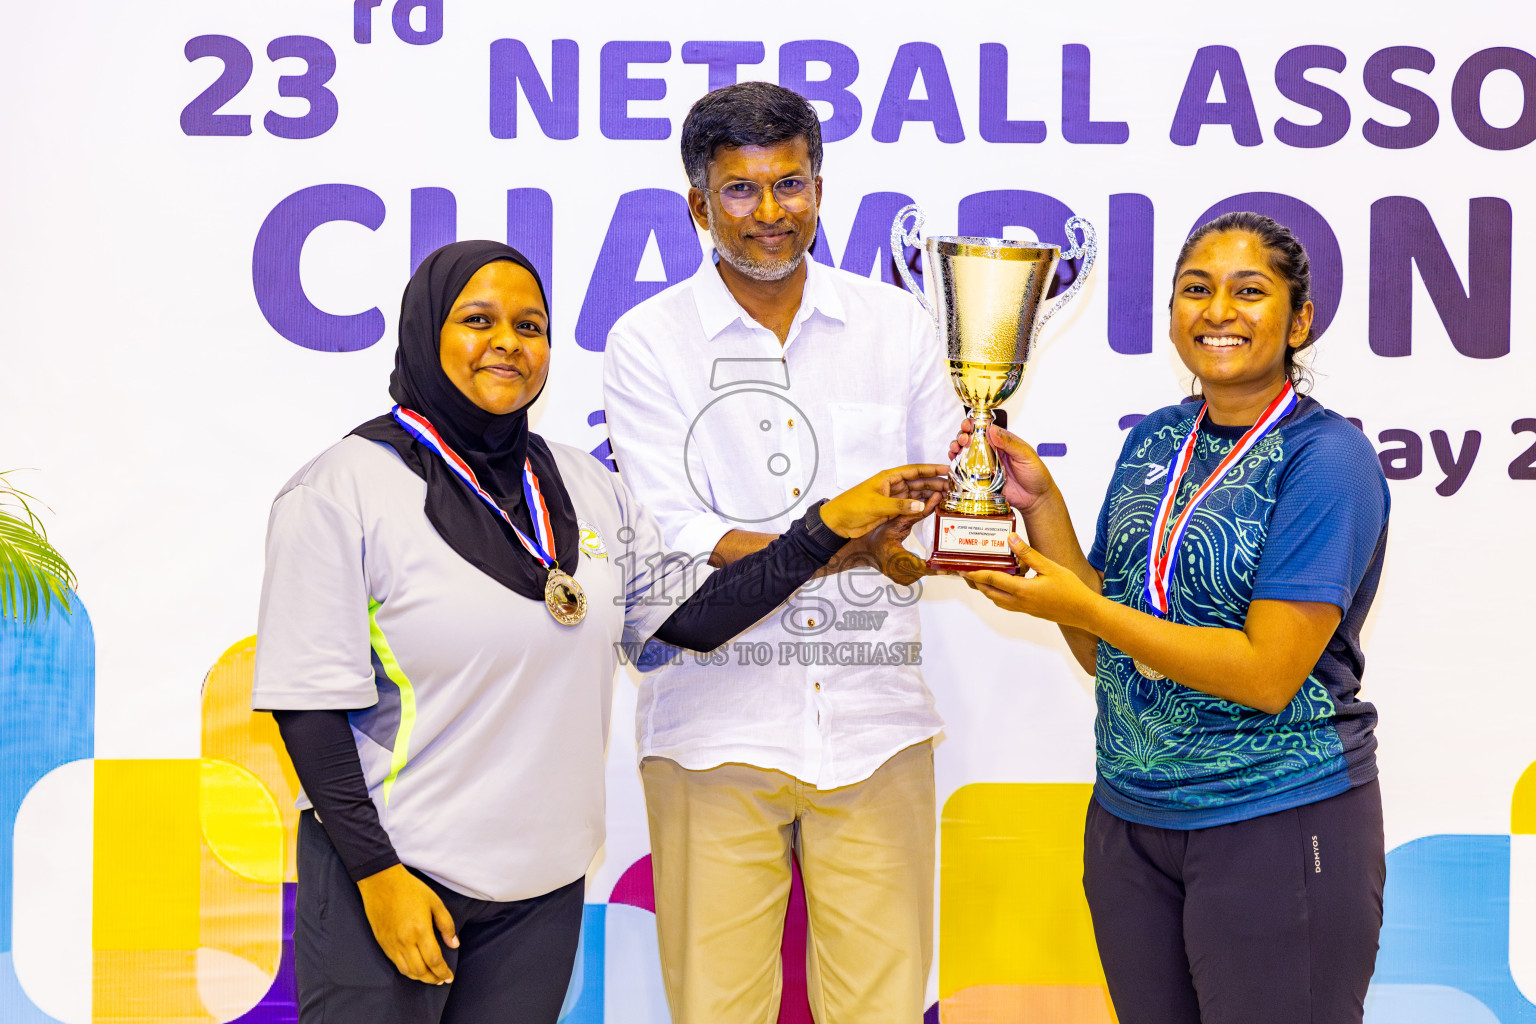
[
  {"xmin": 489, "ymin": 39, "xmax": 579, "ymax": 140},
  {"xmin": 1510, "ymin": 420, "xmax": 1536, "ymax": 480},
  {"xmin": 181, "ymin": 35, "xmax": 254, "ymax": 137},
  {"xmin": 507, "ymin": 188, "xmax": 555, "ymax": 298},
  {"xmin": 836, "ymin": 191, "xmax": 919, "ymax": 287},
  {"xmin": 809, "ymin": 220, "xmax": 836, "ymax": 267},
  {"xmin": 252, "ymin": 184, "xmax": 386, "ymax": 352},
  {"xmin": 353, "ymin": 0, "xmax": 384, "ymax": 44},
  {"xmin": 1273, "ymin": 45, "xmax": 1350, "ymax": 148},
  {"xmin": 588, "ymin": 410, "xmax": 618, "ymax": 472},
  {"xmin": 1451, "ymin": 47, "xmax": 1536, "ymax": 150},
  {"xmin": 1368, "ymin": 196, "xmax": 1512, "ymax": 359},
  {"xmin": 1062, "ymin": 44, "xmax": 1128, "ymax": 144},
  {"xmin": 403, "ymin": 188, "xmax": 553, "ymax": 289},
  {"xmin": 1362, "ymin": 47, "xmax": 1438, "ymax": 149},
  {"xmin": 957, "ymin": 191, "xmax": 1079, "ymax": 296},
  {"xmin": 1376, "ymin": 428, "xmax": 1423, "ymax": 479},
  {"xmin": 1190, "ymin": 193, "xmax": 1341, "ymax": 338},
  {"xmin": 1108, "ymin": 193, "xmax": 1154, "ymax": 355},
  {"xmin": 978, "ymin": 43, "xmax": 1046, "ymax": 143},
  {"xmin": 1170, "ymin": 45, "xmax": 1263, "ymax": 146},
  {"xmin": 391, "ymin": 0, "xmax": 442, "ymax": 46},
  {"xmin": 264, "ymin": 36, "xmax": 339, "ymax": 140},
  {"xmin": 574, "ymin": 189, "xmax": 703, "ymax": 351},
  {"xmin": 409, "ymin": 188, "xmax": 455, "ymax": 273},
  {"xmin": 778, "ymin": 40, "xmax": 862, "ymax": 143},
  {"xmin": 872, "ymin": 43, "xmax": 965, "ymax": 144},
  {"xmin": 1429, "ymin": 429, "xmax": 1480, "ymax": 496},
  {"xmin": 601, "ymin": 41, "xmax": 671, "ymax": 141},
  {"xmin": 682, "ymin": 41, "xmax": 766, "ymax": 91}
]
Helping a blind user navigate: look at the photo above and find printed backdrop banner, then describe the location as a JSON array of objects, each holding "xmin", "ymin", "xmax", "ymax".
[{"xmin": 1, "ymin": 1, "xmax": 1534, "ymax": 1021}]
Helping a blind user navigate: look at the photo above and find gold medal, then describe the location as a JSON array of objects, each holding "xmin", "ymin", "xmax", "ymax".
[
  {"xmin": 544, "ymin": 569, "xmax": 587, "ymax": 625},
  {"xmin": 1132, "ymin": 658, "xmax": 1166, "ymax": 681}
]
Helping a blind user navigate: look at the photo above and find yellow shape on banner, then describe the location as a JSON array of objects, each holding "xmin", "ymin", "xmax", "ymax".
[
  {"xmin": 1514, "ymin": 760, "xmax": 1536, "ymax": 835},
  {"xmin": 939, "ymin": 982, "xmax": 1117, "ymax": 1024},
  {"xmin": 939, "ymin": 783, "xmax": 1106, "ymax": 996},
  {"xmin": 93, "ymin": 759, "xmax": 201, "ymax": 951},
  {"xmin": 93, "ymin": 950, "xmax": 210, "ymax": 1024},
  {"xmin": 201, "ymin": 635, "xmax": 302, "ymax": 881},
  {"xmin": 200, "ymin": 759, "xmax": 284, "ymax": 884},
  {"xmin": 91, "ymin": 756, "xmax": 283, "ymax": 1022}
]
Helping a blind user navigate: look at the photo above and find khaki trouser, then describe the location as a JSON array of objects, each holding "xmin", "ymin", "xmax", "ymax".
[{"xmin": 640, "ymin": 741, "xmax": 935, "ymax": 1024}]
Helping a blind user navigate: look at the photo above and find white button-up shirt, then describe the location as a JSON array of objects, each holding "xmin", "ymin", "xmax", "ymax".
[{"xmin": 602, "ymin": 255, "xmax": 963, "ymax": 789}]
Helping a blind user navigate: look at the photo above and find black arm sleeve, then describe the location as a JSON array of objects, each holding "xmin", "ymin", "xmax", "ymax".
[
  {"xmin": 652, "ymin": 499, "xmax": 849, "ymax": 652},
  {"xmin": 272, "ymin": 709, "xmax": 401, "ymax": 882}
]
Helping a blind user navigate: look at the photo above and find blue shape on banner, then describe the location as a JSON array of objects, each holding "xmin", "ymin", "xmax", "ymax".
[
  {"xmin": 1375, "ymin": 834, "xmax": 1536, "ymax": 1022},
  {"xmin": 1365, "ymin": 983, "xmax": 1501, "ymax": 1024},
  {"xmin": 0, "ymin": 595, "xmax": 94, "ymax": 954},
  {"xmin": 0, "ymin": 596, "xmax": 92, "ymax": 1022},
  {"xmin": 0, "ymin": 952, "xmax": 57, "ymax": 1024},
  {"xmin": 558, "ymin": 904, "xmax": 607, "ymax": 1023}
]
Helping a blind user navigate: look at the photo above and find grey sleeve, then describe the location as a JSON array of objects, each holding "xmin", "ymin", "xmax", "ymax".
[{"xmin": 253, "ymin": 484, "xmax": 379, "ymax": 711}]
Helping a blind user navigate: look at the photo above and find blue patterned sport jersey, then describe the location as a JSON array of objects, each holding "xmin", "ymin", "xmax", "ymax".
[{"xmin": 1087, "ymin": 396, "xmax": 1391, "ymax": 829}]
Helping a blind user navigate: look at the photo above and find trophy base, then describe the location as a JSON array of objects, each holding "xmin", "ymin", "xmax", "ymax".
[{"xmin": 926, "ymin": 509, "xmax": 1019, "ymax": 574}]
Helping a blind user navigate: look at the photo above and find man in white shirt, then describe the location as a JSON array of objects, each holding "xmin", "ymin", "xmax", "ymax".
[{"xmin": 602, "ymin": 82, "xmax": 961, "ymax": 1024}]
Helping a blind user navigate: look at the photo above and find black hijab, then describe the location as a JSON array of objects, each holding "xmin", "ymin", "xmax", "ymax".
[{"xmin": 352, "ymin": 240, "xmax": 579, "ymax": 601}]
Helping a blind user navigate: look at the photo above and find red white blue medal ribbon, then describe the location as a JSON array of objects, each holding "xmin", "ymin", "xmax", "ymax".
[
  {"xmin": 392, "ymin": 405, "xmax": 559, "ymax": 571},
  {"xmin": 1142, "ymin": 383, "xmax": 1297, "ymax": 617}
]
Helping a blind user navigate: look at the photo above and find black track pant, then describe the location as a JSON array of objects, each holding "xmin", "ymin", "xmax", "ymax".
[
  {"xmin": 1083, "ymin": 780, "xmax": 1384, "ymax": 1024},
  {"xmin": 294, "ymin": 811, "xmax": 584, "ymax": 1024}
]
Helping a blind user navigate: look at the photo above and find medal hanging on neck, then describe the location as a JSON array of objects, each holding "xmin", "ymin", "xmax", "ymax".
[
  {"xmin": 393, "ymin": 405, "xmax": 588, "ymax": 625},
  {"xmin": 1133, "ymin": 383, "xmax": 1298, "ymax": 679}
]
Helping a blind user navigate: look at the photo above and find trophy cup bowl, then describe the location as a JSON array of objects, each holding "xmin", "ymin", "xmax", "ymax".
[{"xmin": 890, "ymin": 204, "xmax": 1097, "ymax": 573}]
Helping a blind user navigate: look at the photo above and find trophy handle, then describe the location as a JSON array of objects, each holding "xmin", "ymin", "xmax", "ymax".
[
  {"xmin": 1035, "ymin": 215, "xmax": 1098, "ymax": 337},
  {"xmin": 890, "ymin": 204, "xmax": 937, "ymax": 326}
]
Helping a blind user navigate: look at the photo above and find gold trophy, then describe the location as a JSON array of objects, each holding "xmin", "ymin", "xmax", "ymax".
[{"xmin": 891, "ymin": 204, "xmax": 1097, "ymax": 572}]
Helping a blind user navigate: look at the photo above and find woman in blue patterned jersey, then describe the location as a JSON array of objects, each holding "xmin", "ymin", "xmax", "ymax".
[{"xmin": 957, "ymin": 212, "xmax": 1389, "ymax": 1024}]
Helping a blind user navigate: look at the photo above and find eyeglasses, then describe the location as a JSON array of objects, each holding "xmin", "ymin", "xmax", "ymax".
[{"xmin": 699, "ymin": 176, "xmax": 816, "ymax": 217}]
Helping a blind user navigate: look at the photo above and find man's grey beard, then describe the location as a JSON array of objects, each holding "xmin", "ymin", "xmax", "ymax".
[{"xmin": 707, "ymin": 207, "xmax": 806, "ymax": 282}]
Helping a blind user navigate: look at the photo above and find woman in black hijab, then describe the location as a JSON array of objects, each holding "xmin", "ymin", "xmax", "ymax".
[{"xmin": 253, "ymin": 241, "xmax": 945, "ymax": 1024}]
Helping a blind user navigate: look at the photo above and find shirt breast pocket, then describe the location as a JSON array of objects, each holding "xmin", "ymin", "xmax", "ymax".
[{"xmin": 829, "ymin": 402, "xmax": 908, "ymax": 490}]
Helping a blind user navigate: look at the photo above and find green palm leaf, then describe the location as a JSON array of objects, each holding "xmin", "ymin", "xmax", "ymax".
[{"xmin": 0, "ymin": 472, "xmax": 77, "ymax": 623}]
